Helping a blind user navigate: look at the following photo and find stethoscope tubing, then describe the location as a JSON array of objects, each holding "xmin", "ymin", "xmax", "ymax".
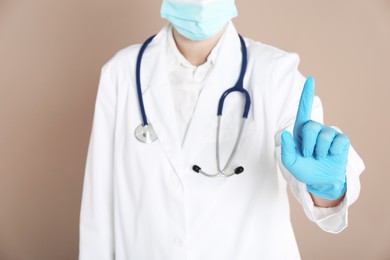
[
  {"xmin": 135, "ymin": 32, "xmax": 251, "ymax": 177},
  {"xmin": 217, "ymin": 35, "xmax": 251, "ymax": 118},
  {"xmin": 136, "ymin": 34, "xmax": 156, "ymax": 127}
]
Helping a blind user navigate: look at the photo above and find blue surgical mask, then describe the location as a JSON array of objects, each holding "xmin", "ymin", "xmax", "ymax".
[{"xmin": 161, "ymin": 0, "xmax": 238, "ymax": 41}]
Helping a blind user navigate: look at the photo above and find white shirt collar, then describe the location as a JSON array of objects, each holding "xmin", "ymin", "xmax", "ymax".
[{"xmin": 166, "ymin": 22, "xmax": 230, "ymax": 70}]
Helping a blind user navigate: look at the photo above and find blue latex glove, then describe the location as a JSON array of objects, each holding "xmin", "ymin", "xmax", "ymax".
[{"xmin": 281, "ymin": 77, "xmax": 350, "ymax": 200}]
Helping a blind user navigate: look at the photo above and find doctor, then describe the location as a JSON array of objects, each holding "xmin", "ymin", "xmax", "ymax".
[{"xmin": 79, "ymin": 0, "xmax": 365, "ymax": 259}]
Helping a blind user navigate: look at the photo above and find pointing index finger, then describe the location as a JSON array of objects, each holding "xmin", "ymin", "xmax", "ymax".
[{"xmin": 293, "ymin": 76, "xmax": 315, "ymax": 138}]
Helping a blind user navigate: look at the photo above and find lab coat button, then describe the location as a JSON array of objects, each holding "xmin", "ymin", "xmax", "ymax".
[{"xmin": 173, "ymin": 237, "xmax": 184, "ymax": 248}]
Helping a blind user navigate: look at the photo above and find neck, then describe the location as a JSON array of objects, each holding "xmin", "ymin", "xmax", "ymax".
[{"xmin": 172, "ymin": 25, "xmax": 228, "ymax": 67}]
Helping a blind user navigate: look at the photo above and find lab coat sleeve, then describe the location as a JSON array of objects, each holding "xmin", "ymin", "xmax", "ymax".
[
  {"xmin": 79, "ymin": 62, "xmax": 116, "ymax": 259},
  {"xmin": 271, "ymin": 52, "xmax": 365, "ymax": 233}
]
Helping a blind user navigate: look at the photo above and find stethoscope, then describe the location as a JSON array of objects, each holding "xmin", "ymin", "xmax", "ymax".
[{"xmin": 134, "ymin": 33, "xmax": 251, "ymax": 177}]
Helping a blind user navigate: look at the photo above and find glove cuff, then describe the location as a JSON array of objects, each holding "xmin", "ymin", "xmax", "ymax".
[{"xmin": 306, "ymin": 181, "xmax": 347, "ymax": 201}]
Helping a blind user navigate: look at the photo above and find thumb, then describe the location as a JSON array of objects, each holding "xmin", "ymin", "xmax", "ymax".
[{"xmin": 281, "ymin": 131, "xmax": 297, "ymax": 168}]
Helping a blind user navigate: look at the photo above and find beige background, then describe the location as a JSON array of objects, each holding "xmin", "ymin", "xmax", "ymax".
[{"xmin": 0, "ymin": 0, "xmax": 389, "ymax": 259}]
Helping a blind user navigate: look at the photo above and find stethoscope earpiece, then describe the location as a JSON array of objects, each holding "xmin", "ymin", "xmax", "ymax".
[
  {"xmin": 192, "ymin": 165, "xmax": 201, "ymax": 173},
  {"xmin": 234, "ymin": 166, "xmax": 244, "ymax": 174},
  {"xmin": 192, "ymin": 165, "xmax": 245, "ymax": 176}
]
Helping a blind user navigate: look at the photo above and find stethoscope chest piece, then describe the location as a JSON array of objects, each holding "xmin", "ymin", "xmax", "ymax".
[{"xmin": 135, "ymin": 124, "xmax": 158, "ymax": 144}]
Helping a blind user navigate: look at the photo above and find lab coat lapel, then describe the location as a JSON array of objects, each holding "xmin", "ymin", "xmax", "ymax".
[
  {"xmin": 182, "ymin": 23, "xmax": 248, "ymax": 168},
  {"xmin": 141, "ymin": 27, "xmax": 185, "ymax": 177}
]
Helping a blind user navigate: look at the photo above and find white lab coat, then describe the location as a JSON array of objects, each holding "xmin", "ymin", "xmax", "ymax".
[{"xmin": 79, "ymin": 22, "xmax": 365, "ymax": 260}]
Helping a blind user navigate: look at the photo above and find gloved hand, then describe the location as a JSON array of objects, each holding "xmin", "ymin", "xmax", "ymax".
[{"xmin": 281, "ymin": 77, "xmax": 350, "ymax": 200}]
